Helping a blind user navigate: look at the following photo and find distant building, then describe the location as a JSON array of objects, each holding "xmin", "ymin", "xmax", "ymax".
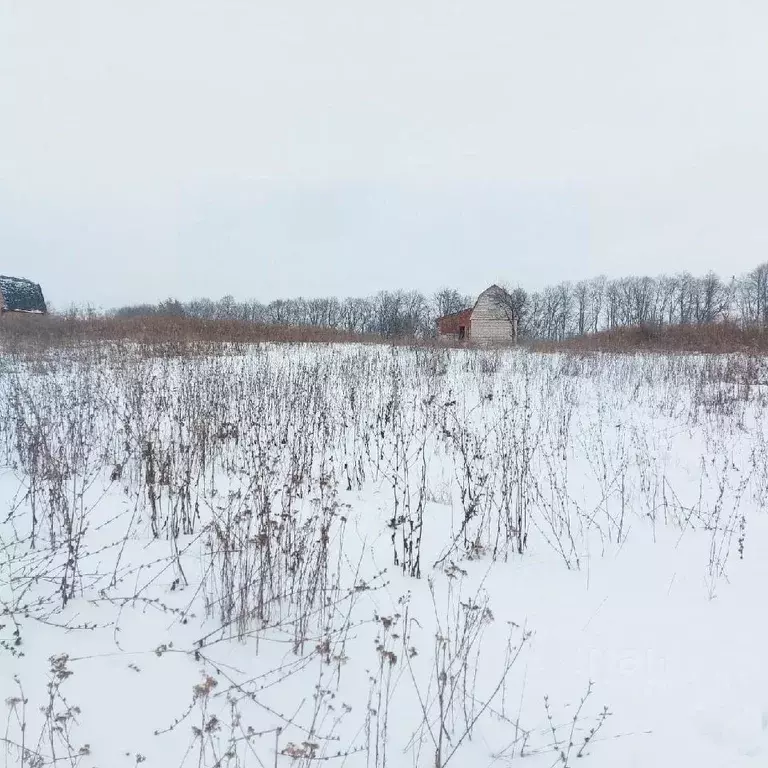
[
  {"xmin": 436, "ymin": 285, "xmax": 517, "ymax": 345},
  {"xmin": 0, "ymin": 275, "xmax": 47, "ymax": 314}
]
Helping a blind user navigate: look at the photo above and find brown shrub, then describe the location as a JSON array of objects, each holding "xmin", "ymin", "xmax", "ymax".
[
  {"xmin": 532, "ymin": 322, "xmax": 768, "ymax": 355},
  {"xmin": 0, "ymin": 313, "xmax": 468, "ymax": 357}
]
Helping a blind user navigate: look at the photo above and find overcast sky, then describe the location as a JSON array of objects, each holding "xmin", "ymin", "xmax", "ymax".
[{"xmin": 1, "ymin": 1, "xmax": 767, "ymax": 310}]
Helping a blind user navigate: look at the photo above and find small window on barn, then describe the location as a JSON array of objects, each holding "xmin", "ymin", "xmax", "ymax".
[{"xmin": 458, "ymin": 326, "xmax": 466, "ymax": 340}]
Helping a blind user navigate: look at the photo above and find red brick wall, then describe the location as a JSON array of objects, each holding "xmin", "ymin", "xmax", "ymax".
[{"xmin": 437, "ymin": 308, "xmax": 472, "ymax": 337}]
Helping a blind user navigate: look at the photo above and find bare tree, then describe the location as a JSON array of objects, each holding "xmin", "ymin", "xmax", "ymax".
[
  {"xmin": 340, "ymin": 296, "xmax": 374, "ymax": 334},
  {"xmin": 373, "ymin": 290, "xmax": 429, "ymax": 338},
  {"xmin": 737, "ymin": 262, "xmax": 768, "ymax": 326},
  {"xmin": 432, "ymin": 288, "xmax": 472, "ymax": 319},
  {"xmin": 307, "ymin": 297, "xmax": 328, "ymax": 327},
  {"xmin": 574, "ymin": 280, "xmax": 590, "ymax": 337},
  {"xmin": 692, "ymin": 272, "xmax": 731, "ymax": 325},
  {"xmin": 488, "ymin": 284, "xmax": 529, "ymax": 342},
  {"xmin": 157, "ymin": 298, "xmax": 186, "ymax": 317},
  {"xmin": 588, "ymin": 276, "xmax": 606, "ymax": 333}
]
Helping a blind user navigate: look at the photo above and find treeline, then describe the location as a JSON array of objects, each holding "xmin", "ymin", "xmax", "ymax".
[
  {"xmin": 109, "ymin": 262, "xmax": 768, "ymax": 341},
  {"xmin": 111, "ymin": 289, "xmax": 473, "ymax": 339}
]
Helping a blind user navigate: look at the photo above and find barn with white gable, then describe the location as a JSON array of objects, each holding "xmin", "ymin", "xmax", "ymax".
[{"xmin": 435, "ymin": 285, "xmax": 518, "ymax": 345}]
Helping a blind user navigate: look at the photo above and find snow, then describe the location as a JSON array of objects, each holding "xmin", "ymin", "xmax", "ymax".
[{"xmin": 1, "ymin": 344, "xmax": 767, "ymax": 767}]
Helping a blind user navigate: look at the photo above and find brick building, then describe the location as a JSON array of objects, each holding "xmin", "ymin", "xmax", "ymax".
[{"xmin": 436, "ymin": 285, "xmax": 517, "ymax": 345}]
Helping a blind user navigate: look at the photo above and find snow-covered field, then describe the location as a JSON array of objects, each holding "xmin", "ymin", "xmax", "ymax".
[{"xmin": 1, "ymin": 343, "xmax": 767, "ymax": 767}]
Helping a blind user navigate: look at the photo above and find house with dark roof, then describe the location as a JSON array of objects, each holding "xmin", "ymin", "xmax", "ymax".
[
  {"xmin": 436, "ymin": 285, "xmax": 517, "ymax": 345},
  {"xmin": 0, "ymin": 275, "xmax": 47, "ymax": 314}
]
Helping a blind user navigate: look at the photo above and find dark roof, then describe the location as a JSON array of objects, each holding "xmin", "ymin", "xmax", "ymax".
[
  {"xmin": 0, "ymin": 275, "xmax": 47, "ymax": 313},
  {"xmin": 436, "ymin": 306, "xmax": 473, "ymax": 322}
]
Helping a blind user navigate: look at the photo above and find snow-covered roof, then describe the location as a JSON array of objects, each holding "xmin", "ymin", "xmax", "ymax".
[{"xmin": 0, "ymin": 275, "xmax": 47, "ymax": 313}]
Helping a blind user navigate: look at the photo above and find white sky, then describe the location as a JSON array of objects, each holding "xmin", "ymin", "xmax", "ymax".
[{"xmin": 1, "ymin": 0, "xmax": 767, "ymax": 309}]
